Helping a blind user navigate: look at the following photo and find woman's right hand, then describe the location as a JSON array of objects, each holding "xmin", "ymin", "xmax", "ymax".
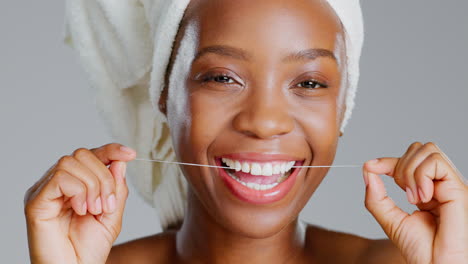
[{"xmin": 24, "ymin": 143, "xmax": 136, "ymax": 264}]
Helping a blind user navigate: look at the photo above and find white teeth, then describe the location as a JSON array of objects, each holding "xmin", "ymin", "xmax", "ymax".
[
  {"xmin": 280, "ymin": 163, "xmax": 286, "ymax": 173},
  {"xmin": 221, "ymin": 158, "xmax": 296, "ymax": 177},
  {"xmin": 225, "ymin": 169, "xmax": 280, "ymax": 190},
  {"xmin": 234, "ymin": 160, "xmax": 242, "ymax": 171},
  {"xmin": 273, "ymin": 164, "xmax": 281, "ymax": 174},
  {"xmin": 228, "ymin": 161, "xmax": 236, "ymax": 170},
  {"xmin": 250, "ymin": 163, "xmax": 262, "ymax": 175},
  {"xmin": 262, "ymin": 163, "xmax": 273, "ymax": 176},
  {"xmin": 234, "ymin": 177, "xmax": 278, "ymax": 190},
  {"xmin": 284, "ymin": 161, "xmax": 295, "ymax": 172},
  {"xmin": 241, "ymin": 162, "xmax": 250, "ymax": 173}
]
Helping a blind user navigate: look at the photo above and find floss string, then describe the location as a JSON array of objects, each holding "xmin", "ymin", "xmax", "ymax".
[{"xmin": 132, "ymin": 158, "xmax": 361, "ymax": 168}]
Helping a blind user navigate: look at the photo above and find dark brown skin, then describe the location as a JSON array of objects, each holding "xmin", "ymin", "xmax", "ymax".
[
  {"xmin": 24, "ymin": 0, "xmax": 468, "ymax": 263},
  {"xmin": 109, "ymin": 0, "xmax": 402, "ymax": 263}
]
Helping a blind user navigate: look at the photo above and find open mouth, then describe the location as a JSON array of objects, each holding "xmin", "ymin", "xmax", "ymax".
[
  {"xmin": 220, "ymin": 158, "xmax": 298, "ymax": 191},
  {"xmin": 215, "ymin": 155, "xmax": 303, "ymax": 204}
]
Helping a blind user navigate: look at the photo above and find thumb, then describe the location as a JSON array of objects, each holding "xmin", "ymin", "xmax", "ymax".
[
  {"xmin": 364, "ymin": 157, "xmax": 399, "ymax": 177},
  {"xmin": 99, "ymin": 161, "xmax": 129, "ymax": 238},
  {"xmin": 364, "ymin": 169, "xmax": 409, "ymax": 242}
]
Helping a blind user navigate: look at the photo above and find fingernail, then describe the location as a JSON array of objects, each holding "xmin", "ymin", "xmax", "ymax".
[
  {"xmin": 418, "ymin": 187, "xmax": 426, "ymax": 203},
  {"xmin": 107, "ymin": 194, "xmax": 116, "ymax": 212},
  {"xmin": 367, "ymin": 159, "xmax": 379, "ymax": 164},
  {"xmin": 120, "ymin": 145, "xmax": 135, "ymax": 155},
  {"xmin": 405, "ymin": 187, "xmax": 415, "ymax": 204},
  {"xmin": 95, "ymin": 197, "xmax": 102, "ymax": 213}
]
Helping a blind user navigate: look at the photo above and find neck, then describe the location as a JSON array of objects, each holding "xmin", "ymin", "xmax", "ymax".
[{"xmin": 175, "ymin": 190, "xmax": 307, "ymax": 264}]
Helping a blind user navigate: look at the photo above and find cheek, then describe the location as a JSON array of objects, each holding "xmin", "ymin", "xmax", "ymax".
[
  {"xmin": 169, "ymin": 88, "xmax": 229, "ymax": 165},
  {"xmin": 294, "ymin": 95, "xmax": 340, "ymax": 161},
  {"xmin": 293, "ymin": 97, "xmax": 340, "ymax": 206}
]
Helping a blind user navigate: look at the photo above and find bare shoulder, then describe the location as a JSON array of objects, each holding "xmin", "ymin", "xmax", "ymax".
[
  {"xmin": 304, "ymin": 223, "xmax": 404, "ymax": 264},
  {"xmin": 106, "ymin": 230, "xmax": 177, "ymax": 264},
  {"xmin": 304, "ymin": 223, "xmax": 371, "ymax": 263}
]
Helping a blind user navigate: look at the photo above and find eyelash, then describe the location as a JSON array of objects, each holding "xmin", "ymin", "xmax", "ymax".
[
  {"xmin": 202, "ymin": 74, "xmax": 328, "ymax": 89},
  {"xmin": 202, "ymin": 74, "xmax": 236, "ymax": 84},
  {"xmin": 297, "ymin": 80, "xmax": 328, "ymax": 89}
]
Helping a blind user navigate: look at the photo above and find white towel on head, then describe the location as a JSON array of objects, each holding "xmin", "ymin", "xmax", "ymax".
[{"xmin": 64, "ymin": 0, "xmax": 364, "ymax": 230}]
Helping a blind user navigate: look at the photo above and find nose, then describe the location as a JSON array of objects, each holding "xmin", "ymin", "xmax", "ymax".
[{"xmin": 232, "ymin": 90, "xmax": 294, "ymax": 139}]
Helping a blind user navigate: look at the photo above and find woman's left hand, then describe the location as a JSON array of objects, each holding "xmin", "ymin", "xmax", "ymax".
[{"xmin": 363, "ymin": 142, "xmax": 468, "ymax": 264}]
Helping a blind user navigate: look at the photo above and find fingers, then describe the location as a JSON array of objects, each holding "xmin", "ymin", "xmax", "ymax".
[
  {"xmin": 430, "ymin": 144, "xmax": 466, "ymax": 185},
  {"xmin": 413, "ymin": 154, "xmax": 438, "ymax": 203},
  {"xmin": 394, "ymin": 141, "xmax": 423, "ymax": 180},
  {"xmin": 364, "ymin": 142, "xmax": 427, "ymax": 204},
  {"xmin": 364, "ymin": 141, "xmax": 466, "ymax": 206},
  {"xmin": 364, "ymin": 157, "xmax": 424, "ymax": 204},
  {"xmin": 90, "ymin": 143, "xmax": 136, "ymax": 166},
  {"xmin": 26, "ymin": 168, "xmax": 88, "ymax": 220},
  {"xmin": 363, "ymin": 157, "xmax": 399, "ymax": 177},
  {"xmin": 394, "ymin": 142, "xmax": 426, "ymax": 204},
  {"xmin": 400, "ymin": 142, "xmax": 440, "ymax": 204},
  {"xmin": 67, "ymin": 144, "xmax": 135, "ymax": 215},
  {"xmin": 109, "ymin": 161, "xmax": 128, "ymax": 207},
  {"xmin": 414, "ymin": 152, "xmax": 465, "ymax": 203},
  {"xmin": 55, "ymin": 155, "xmax": 105, "ymax": 215},
  {"xmin": 73, "ymin": 148, "xmax": 116, "ymax": 214},
  {"xmin": 25, "ymin": 143, "xmax": 136, "ymax": 222},
  {"xmin": 364, "ymin": 170, "xmax": 409, "ymax": 242},
  {"xmin": 54, "ymin": 170, "xmax": 88, "ymax": 216},
  {"xmin": 99, "ymin": 161, "xmax": 129, "ymax": 236}
]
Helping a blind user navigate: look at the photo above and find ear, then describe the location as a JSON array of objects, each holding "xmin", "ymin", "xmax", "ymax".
[{"xmin": 158, "ymin": 85, "xmax": 168, "ymax": 116}]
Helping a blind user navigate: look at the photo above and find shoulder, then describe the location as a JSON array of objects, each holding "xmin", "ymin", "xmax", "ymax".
[
  {"xmin": 303, "ymin": 223, "xmax": 404, "ymax": 264},
  {"xmin": 106, "ymin": 230, "xmax": 177, "ymax": 264},
  {"xmin": 304, "ymin": 223, "xmax": 370, "ymax": 263}
]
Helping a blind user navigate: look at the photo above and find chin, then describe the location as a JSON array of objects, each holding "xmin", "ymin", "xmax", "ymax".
[{"xmin": 215, "ymin": 204, "xmax": 303, "ymax": 239}]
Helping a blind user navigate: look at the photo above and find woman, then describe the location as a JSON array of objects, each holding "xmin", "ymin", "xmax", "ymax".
[{"xmin": 24, "ymin": 0, "xmax": 468, "ymax": 263}]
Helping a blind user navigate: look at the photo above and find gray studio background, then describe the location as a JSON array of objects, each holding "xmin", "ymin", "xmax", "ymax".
[{"xmin": 1, "ymin": 1, "xmax": 467, "ymax": 262}]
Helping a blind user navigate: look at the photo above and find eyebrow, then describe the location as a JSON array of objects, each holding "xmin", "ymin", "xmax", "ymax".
[{"xmin": 193, "ymin": 44, "xmax": 337, "ymax": 63}]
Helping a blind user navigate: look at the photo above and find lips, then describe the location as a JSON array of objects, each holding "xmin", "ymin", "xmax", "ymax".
[{"xmin": 215, "ymin": 153, "xmax": 303, "ymax": 205}]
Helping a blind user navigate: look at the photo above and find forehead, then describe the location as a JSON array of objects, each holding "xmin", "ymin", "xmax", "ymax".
[{"xmin": 183, "ymin": 0, "xmax": 344, "ymax": 57}]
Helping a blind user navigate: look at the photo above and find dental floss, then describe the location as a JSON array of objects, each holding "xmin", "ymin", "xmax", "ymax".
[
  {"xmin": 132, "ymin": 158, "xmax": 361, "ymax": 168},
  {"xmin": 94, "ymin": 158, "xmax": 359, "ymax": 220}
]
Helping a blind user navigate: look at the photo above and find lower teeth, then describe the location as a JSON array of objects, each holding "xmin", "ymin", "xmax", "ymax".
[{"xmin": 224, "ymin": 165, "xmax": 293, "ymax": 191}]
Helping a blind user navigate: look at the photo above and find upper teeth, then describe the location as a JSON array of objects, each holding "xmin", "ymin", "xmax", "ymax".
[{"xmin": 221, "ymin": 158, "xmax": 295, "ymax": 176}]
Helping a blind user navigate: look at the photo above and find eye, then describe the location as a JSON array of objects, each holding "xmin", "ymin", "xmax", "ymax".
[
  {"xmin": 202, "ymin": 74, "xmax": 236, "ymax": 84},
  {"xmin": 296, "ymin": 80, "xmax": 328, "ymax": 89}
]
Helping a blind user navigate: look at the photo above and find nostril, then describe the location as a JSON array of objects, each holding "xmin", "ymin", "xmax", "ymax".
[
  {"xmin": 232, "ymin": 106, "xmax": 295, "ymax": 139},
  {"xmin": 236, "ymin": 123, "xmax": 293, "ymax": 140},
  {"xmin": 240, "ymin": 130, "xmax": 270, "ymax": 139}
]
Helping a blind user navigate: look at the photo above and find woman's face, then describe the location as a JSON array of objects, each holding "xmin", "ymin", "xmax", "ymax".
[{"xmin": 162, "ymin": 0, "xmax": 347, "ymax": 237}]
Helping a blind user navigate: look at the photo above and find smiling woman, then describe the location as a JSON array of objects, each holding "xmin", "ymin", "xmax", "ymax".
[
  {"xmin": 22, "ymin": 0, "xmax": 468, "ymax": 263},
  {"xmin": 157, "ymin": 1, "xmax": 349, "ymax": 241}
]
